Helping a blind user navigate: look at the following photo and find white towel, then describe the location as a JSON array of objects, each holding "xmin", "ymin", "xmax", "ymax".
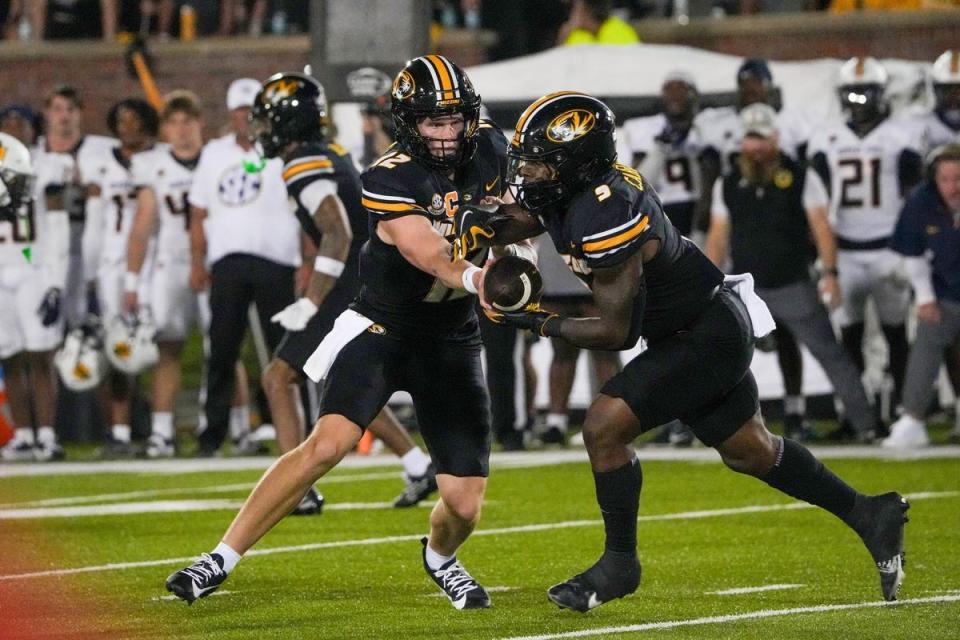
[
  {"xmin": 722, "ymin": 273, "xmax": 777, "ymax": 338},
  {"xmin": 302, "ymin": 310, "xmax": 374, "ymax": 383}
]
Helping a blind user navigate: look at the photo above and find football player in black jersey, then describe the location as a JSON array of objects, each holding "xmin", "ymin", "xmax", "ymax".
[
  {"xmin": 166, "ymin": 57, "xmax": 530, "ymax": 610},
  {"xmin": 477, "ymin": 92, "xmax": 909, "ymax": 611}
]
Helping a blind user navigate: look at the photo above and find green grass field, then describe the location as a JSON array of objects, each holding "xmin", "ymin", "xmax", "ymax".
[{"xmin": 1, "ymin": 449, "xmax": 958, "ymax": 640}]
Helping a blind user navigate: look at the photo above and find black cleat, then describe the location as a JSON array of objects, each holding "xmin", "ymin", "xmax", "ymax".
[
  {"xmin": 100, "ymin": 437, "xmax": 138, "ymax": 460},
  {"xmin": 291, "ymin": 486, "xmax": 324, "ymax": 516},
  {"xmin": 165, "ymin": 553, "xmax": 228, "ymax": 604},
  {"xmin": 420, "ymin": 537, "xmax": 491, "ymax": 609},
  {"xmin": 394, "ymin": 464, "xmax": 438, "ymax": 508},
  {"xmin": 547, "ymin": 550, "xmax": 641, "ymax": 612},
  {"xmin": 857, "ymin": 492, "xmax": 910, "ymax": 601},
  {"xmin": 540, "ymin": 425, "xmax": 568, "ymax": 446}
]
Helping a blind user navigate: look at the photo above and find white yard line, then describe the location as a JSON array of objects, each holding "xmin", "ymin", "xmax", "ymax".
[
  {"xmin": 427, "ymin": 586, "xmax": 514, "ymax": 597},
  {"xmin": 0, "ymin": 490, "xmax": 954, "ymax": 582},
  {"xmin": 706, "ymin": 584, "xmax": 804, "ymax": 595},
  {"xmin": 494, "ymin": 594, "xmax": 960, "ymax": 640},
  {"xmin": 0, "ymin": 471, "xmax": 403, "ymax": 509},
  {"xmin": 0, "ymin": 498, "xmax": 435, "ymax": 520},
  {"xmin": 1, "ymin": 445, "xmax": 958, "ymax": 478}
]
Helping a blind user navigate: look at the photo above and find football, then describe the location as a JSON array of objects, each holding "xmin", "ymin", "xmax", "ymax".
[{"xmin": 483, "ymin": 255, "xmax": 543, "ymax": 312}]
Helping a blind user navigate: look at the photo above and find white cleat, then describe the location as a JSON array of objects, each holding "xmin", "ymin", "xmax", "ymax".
[{"xmin": 881, "ymin": 415, "xmax": 930, "ymax": 449}]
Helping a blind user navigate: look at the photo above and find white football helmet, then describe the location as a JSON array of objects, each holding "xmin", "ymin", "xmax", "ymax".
[
  {"xmin": 837, "ymin": 57, "xmax": 889, "ymax": 125},
  {"xmin": 932, "ymin": 50, "xmax": 960, "ymax": 86},
  {"xmin": 104, "ymin": 313, "xmax": 159, "ymax": 375},
  {"xmin": 0, "ymin": 132, "xmax": 35, "ymax": 219},
  {"xmin": 54, "ymin": 326, "xmax": 107, "ymax": 392}
]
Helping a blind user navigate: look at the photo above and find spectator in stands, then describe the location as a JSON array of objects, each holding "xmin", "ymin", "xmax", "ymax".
[
  {"xmin": 558, "ymin": 0, "xmax": 639, "ymax": 46},
  {"xmin": 885, "ymin": 144, "xmax": 960, "ymax": 448},
  {"xmin": 0, "ymin": 105, "xmax": 38, "ymax": 146},
  {"xmin": 37, "ymin": 0, "xmax": 117, "ymax": 41},
  {"xmin": 705, "ymin": 103, "xmax": 877, "ymax": 442},
  {"xmin": 218, "ymin": 0, "xmax": 266, "ymax": 36}
]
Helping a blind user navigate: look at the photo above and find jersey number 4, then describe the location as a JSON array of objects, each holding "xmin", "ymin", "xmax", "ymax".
[
  {"xmin": 165, "ymin": 192, "xmax": 191, "ymax": 231},
  {"xmin": 838, "ymin": 158, "xmax": 881, "ymax": 208}
]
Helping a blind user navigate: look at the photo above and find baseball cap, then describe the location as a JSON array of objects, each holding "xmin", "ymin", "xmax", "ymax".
[
  {"xmin": 226, "ymin": 78, "xmax": 262, "ymax": 110},
  {"xmin": 740, "ymin": 103, "xmax": 778, "ymax": 138}
]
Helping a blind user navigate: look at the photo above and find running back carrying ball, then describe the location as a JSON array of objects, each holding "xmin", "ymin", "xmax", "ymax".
[{"xmin": 483, "ymin": 255, "xmax": 543, "ymax": 312}]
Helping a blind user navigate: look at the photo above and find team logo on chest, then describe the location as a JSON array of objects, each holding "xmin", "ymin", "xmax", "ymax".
[
  {"xmin": 774, "ymin": 169, "xmax": 793, "ymax": 189},
  {"xmin": 429, "ymin": 193, "xmax": 444, "ymax": 215},
  {"xmin": 218, "ymin": 164, "xmax": 263, "ymax": 206}
]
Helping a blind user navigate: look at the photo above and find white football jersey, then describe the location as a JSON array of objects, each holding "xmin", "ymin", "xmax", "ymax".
[
  {"xmin": 131, "ymin": 147, "xmax": 197, "ymax": 257},
  {"xmin": 698, "ymin": 105, "xmax": 811, "ymax": 173},
  {"xmin": 915, "ymin": 112, "xmax": 960, "ymax": 154},
  {"xmin": 808, "ymin": 116, "xmax": 922, "ymax": 243},
  {"xmin": 80, "ymin": 145, "xmax": 141, "ymax": 264},
  {"xmin": 617, "ymin": 113, "xmax": 704, "ymax": 207}
]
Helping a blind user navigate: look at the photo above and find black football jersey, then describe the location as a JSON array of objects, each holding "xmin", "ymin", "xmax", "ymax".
[
  {"xmin": 355, "ymin": 122, "xmax": 508, "ymax": 338},
  {"xmin": 282, "ymin": 140, "xmax": 367, "ymax": 284},
  {"xmin": 543, "ymin": 162, "xmax": 724, "ymax": 344}
]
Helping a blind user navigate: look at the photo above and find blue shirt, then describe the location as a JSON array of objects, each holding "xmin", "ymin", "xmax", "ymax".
[{"xmin": 890, "ymin": 182, "xmax": 960, "ymax": 304}]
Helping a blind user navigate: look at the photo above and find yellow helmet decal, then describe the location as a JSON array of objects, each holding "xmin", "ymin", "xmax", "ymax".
[{"xmin": 546, "ymin": 109, "xmax": 596, "ymax": 144}]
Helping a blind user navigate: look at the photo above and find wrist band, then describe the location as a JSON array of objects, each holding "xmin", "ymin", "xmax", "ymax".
[
  {"xmin": 123, "ymin": 271, "xmax": 139, "ymax": 293},
  {"xmin": 462, "ymin": 265, "xmax": 482, "ymax": 294},
  {"xmin": 314, "ymin": 256, "xmax": 345, "ymax": 277}
]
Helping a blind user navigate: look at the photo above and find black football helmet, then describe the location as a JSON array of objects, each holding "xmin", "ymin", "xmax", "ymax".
[
  {"xmin": 390, "ymin": 55, "xmax": 482, "ymax": 170},
  {"xmin": 507, "ymin": 92, "xmax": 617, "ymax": 212},
  {"xmin": 250, "ymin": 72, "xmax": 329, "ymax": 158}
]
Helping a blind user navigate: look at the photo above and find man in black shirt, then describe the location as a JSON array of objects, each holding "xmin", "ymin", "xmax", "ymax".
[
  {"xmin": 480, "ymin": 92, "xmax": 909, "ymax": 611},
  {"xmin": 704, "ymin": 103, "xmax": 876, "ymax": 442}
]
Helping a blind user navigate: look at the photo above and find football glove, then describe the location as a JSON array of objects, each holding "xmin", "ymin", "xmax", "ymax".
[
  {"xmin": 451, "ymin": 205, "xmax": 497, "ymax": 262},
  {"xmin": 484, "ymin": 303, "xmax": 562, "ymax": 338},
  {"xmin": 271, "ymin": 297, "xmax": 318, "ymax": 331},
  {"xmin": 37, "ymin": 287, "xmax": 62, "ymax": 327}
]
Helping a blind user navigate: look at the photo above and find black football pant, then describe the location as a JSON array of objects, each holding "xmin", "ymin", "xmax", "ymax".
[{"xmin": 199, "ymin": 253, "xmax": 295, "ymax": 452}]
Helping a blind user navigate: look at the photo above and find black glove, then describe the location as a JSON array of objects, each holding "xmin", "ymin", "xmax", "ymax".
[
  {"xmin": 37, "ymin": 287, "xmax": 62, "ymax": 327},
  {"xmin": 484, "ymin": 303, "xmax": 562, "ymax": 338},
  {"xmin": 451, "ymin": 205, "xmax": 497, "ymax": 262}
]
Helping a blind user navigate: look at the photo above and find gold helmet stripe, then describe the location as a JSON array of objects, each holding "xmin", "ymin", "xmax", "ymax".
[
  {"xmin": 951, "ymin": 50, "xmax": 960, "ymax": 76},
  {"xmin": 421, "ymin": 54, "xmax": 459, "ymax": 101}
]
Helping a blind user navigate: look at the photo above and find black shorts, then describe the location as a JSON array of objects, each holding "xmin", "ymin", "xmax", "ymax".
[
  {"xmin": 601, "ymin": 288, "xmax": 758, "ymax": 447},
  {"xmin": 318, "ymin": 321, "xmax": 491, "ymax": 477},
  {"xmin": 275, "ymin": 283, "xmax": 357, "ymax": 372}
]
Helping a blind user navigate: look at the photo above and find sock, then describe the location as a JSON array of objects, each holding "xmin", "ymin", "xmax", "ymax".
[
  {"xmin": 545, "ymin": 413, "xmax": 569, "ymax": 431},
  {"xmin": 112, "ymin": 424, "xmax": 131, "ymax": 443},
  {"xmin": 14, "ymin": 428, "xmax": 34, "ymax": 445},
  {"xmin": 152, "ymin": 412, "xmax": 174, "ymax": 440},
  {"xmin": 594, "ymin": 456, "xmax": 642, "ymax": 554},
  {"xmin": 212, "ymin": 541, "xmax": 242, "ymax": 574},
  {"xmin": 761, "ymin": 436, "xmax": 861, "ymax": 524},
  {"xmin": 784, "ymin": 395, "xmax": 806, "ymax": 416},
  {"xmin": 401, "ymin": 447, "xmax": 431, "ymax": 478},
  {"xmin": 424, "ymin": 542, "xmax": 454, "ymax": 570},
  {"xmin": 229, "ymin": 406, "xmax": 250, "ymax": 440},
  {"xmin": 36, "ymin": 426, "xmax": 56, "ymax": 446}
]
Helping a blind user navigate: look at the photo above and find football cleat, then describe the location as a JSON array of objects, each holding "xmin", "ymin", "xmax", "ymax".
[
  {"xmin": 232, "ymin": 434, "xmax": 270, "ymax": 456},
  {"xmin": 165, "ymin": 553, "xmax": 228, "ymax": 604},
  {"xmin": 100, "ymin": 437, "xmax": 138, "ymax": 460},
  {"xmin": 394, "ymin": 464, "xmax": 438, "ymax": 508},
  {"xmin": 34, "ymin": 440, "xmax": 65, "ymax": 462},
  {"xmin": 291, "ymin": 486, "xmax": 324, "ymax": 516},
  {"xmin": 857, "ymin": 492, "xmax": 910, "ymax": 601},
  {"xmin": 547, "ymin": 550, "xmax": 641, "ymax": 612},
  {"xmin": 144, "ymin": 433, "xmax": 175, "ymax": 459},
  {"xmin": 1, "ymin": 438, "xmax": 37, "ymax": 462},
  {"xmin": 421, "ymin": 537, "xmax": 491, "ymax": 609}
]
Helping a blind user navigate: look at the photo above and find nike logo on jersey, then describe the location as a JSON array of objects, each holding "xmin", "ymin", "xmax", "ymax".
[{"xmin": 485, "ymin": 175, "xmax": 500, "ymax": 193}]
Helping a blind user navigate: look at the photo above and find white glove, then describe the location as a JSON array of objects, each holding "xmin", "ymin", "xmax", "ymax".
[{"xmin": 271, "ymin": 297, "xmax": 319, "ymax": 331}]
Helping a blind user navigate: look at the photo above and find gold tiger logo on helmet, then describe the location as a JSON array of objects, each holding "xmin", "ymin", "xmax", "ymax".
[
  {"xmin": 392, "ymin": 70, "xmax": 415, "ymax": 101},
  {"xmin": 263, "ymin": 79, "xmax": 300, "ymax": 104},
  {"xmin": 546, "ymin": 109, "xmax": 596, "ymax": 144}
]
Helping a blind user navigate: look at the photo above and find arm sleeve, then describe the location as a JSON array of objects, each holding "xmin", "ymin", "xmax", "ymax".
[
  {"xmin": 802, "ymin": 168, "xmax": 830, "ymax": 210},
  {"xmin": 710, "ymin": 178, "xmax": 729, "ymax": 221}
]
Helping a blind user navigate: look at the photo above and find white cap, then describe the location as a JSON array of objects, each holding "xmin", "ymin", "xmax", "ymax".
[
  {"xmin": 740, "ymin": 103, "xmax": 778, "ymax": 138},
  {"xmin": 226, "ymin": 78, "xmax": 262, "ymax": 110}
]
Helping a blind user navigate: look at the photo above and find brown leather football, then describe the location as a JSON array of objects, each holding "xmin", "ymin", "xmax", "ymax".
[{"xmin": 483, "ymin": 255, "xmax": 543, "ymax": 311}]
